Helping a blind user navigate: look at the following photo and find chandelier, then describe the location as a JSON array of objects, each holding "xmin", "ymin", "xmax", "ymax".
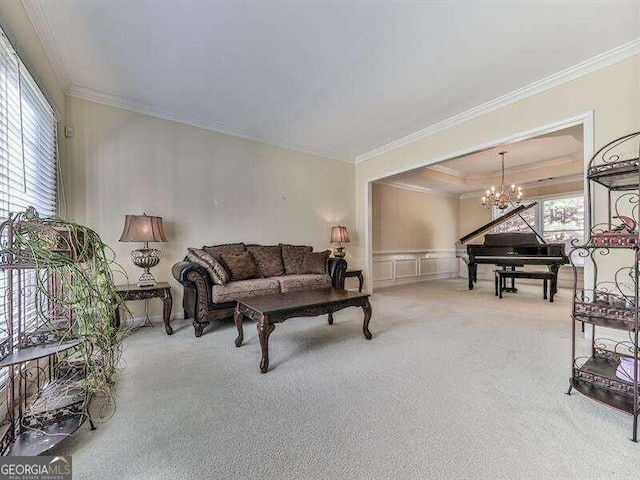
[{"xmin": 481, "ymin": 151, "xmax": 523, "ymax": 210}]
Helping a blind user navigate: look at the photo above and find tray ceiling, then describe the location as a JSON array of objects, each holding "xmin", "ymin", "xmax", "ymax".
[{"xmin": 381, "ymin": 126, "xmax": 584, "ymax": 194}]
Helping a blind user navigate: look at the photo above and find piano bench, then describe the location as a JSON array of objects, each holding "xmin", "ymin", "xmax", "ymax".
[{"xmin": 494, "ymin": 270, "xmax": 556, "ymax": 302}]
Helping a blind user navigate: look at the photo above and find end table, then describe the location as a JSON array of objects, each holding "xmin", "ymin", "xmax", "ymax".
[
  {"xmin": 115, "ymin": 282, "xmax": 173, "ymax": 335},
  {"xmin": 345, "ymin": 269, "xmax": 364, "ymax": 292}
]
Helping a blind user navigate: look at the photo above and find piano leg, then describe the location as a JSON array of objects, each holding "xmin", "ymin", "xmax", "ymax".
[
  {"xmin": 468, "ymin": 263, "xmax": 474, "ymax": 290},
  {"xmin": 549, "ymin": 265, "xmax": 560, "ymax": 296}
]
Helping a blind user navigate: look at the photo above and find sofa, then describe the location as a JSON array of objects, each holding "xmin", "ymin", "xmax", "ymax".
[{"xmin": 172, "ymin": 243, "xmax": 347, "ymax": 337}]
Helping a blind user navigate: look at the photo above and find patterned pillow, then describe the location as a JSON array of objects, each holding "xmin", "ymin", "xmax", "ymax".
[
  {"xmin": 247, "ymin": 245, "xmax": 285, "ymax": 277},
  {"xmin": 187, "ymin": 248, "xmax": 229, "ymax": 285},
  {"xmin": 220, "ymin": 252, "xmax": 259, "ymax": 281},
  {"xmin": 280, "ymin": 244, "xmax": 313, "ymax": 275},
  {"xmin": 301, "ymin": 250, "xmax": 331, "ymax": 275},
  {"xmin": 203, "ymin": 243, "xmax": 246, "ymax": 260}
]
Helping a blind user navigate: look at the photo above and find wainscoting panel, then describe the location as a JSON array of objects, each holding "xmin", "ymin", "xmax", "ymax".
[
  {"xmin": 373, "ymin": 250, "xmax": 459, "ymax": 289},
  {"xmin": 419, "ymin": 258, "xmax": 439, "ymax": 275},
  {"xmin": 372, "ymin": 260, "xmax": 394, "ymax": 282},
  {"xmin": 440, "ymin": 257, "xmax": 459, "ymax": 274},
  {"xmin": 395, "ymin": 259, "xmax": 419, "ymax": 278}
]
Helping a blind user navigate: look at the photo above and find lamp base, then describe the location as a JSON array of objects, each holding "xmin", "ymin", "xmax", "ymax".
[
  {"xmin": 131, "ymin": 247, "xmax": 161, "ymax": 287},
  {"xmin": 137, "ymin": 271, "xmax": 157, "ymax": 287},
  {"xmin": 333, "ymin": 247, "xmax": 346, "ymax": 258}
]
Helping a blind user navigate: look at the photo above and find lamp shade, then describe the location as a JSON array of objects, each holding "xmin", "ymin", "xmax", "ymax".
[
  {"xmin": 119, "ymin": 214, "xmax": 167, "ymax": 243},
  {"xmin": 330, "ymin": 226, "xmax": 350, "ymax": 244}
]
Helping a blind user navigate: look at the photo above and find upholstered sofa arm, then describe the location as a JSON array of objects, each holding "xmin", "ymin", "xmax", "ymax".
[
  {"xmin": 172, "ymin": 261, "xmax": 211, "ymax": 288},
  {"xmin": 172, "ymin": 260, "xmax": 213, "ymax": 330},
  {"xmin": 328, "ymin": 257, "xmax": 347, "ymax": 289}
]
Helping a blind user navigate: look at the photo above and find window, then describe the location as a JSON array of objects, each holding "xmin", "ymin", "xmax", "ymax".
[
  {"xmin": 0, "ymin": 29, "xmax": 57, "ymax": 387},
  {"xmin": 493, "ymin": 193, "xmax": 585, "ymax": 248},
  {"xmin": 541, "ymin": 196, "xmax": 584, "ymax": 245}
]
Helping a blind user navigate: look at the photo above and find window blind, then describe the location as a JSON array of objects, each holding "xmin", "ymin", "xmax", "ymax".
[
  {"xmin": 0, "ymin": 31, "xmax": 57, "ymax": 219},
  {"xmin": 0, "ymin": 28, "xmax": 57, "ymax": 388}
]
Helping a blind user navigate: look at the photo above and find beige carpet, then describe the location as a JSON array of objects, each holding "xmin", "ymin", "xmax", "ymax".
[{"xmin": 54, "ymin": 279, "xmax": 639, "ymax": 479}]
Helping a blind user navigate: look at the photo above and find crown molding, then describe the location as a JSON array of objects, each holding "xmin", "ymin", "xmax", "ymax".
[
  {"xmin": 21, "ymin": 0, "xmax": 71, "ymax": 90},
  {"xmin": 377, "ymin": 180, "xmax": 459, "ymax": 198},
  {"xmin": 421, "ymin": 154, "xmax": 581, "ymax": 183},
  {"xmin": 464, "ymin": 153, "xmax": 582, "ymax": 180},
  {"xmin": 459, "ymin": 173, "xmax": 584, "ymax": 199},
  {"xmin": 355, "ymin": 37, "xmax": 640, "ymax": 163},
  {"xmin": 425, "ymin": 164, "xmax": 466, "ymax": 178},
  {"xmin": 66, "ymin": 85, "xmax": 354, "ymax": 163}
]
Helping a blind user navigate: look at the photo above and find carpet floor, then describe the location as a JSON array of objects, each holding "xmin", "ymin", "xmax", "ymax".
[{"xmin": 54, "ymin": 279, "xmax": 639, "ymax": 479}]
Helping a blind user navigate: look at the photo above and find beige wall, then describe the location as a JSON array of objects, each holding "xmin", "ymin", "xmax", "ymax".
[
  {"xmin": 458, "ymin": 196, "xmax": 492, "ymax": 244},
  {"xmin": 522, "ymin": 180, "xmax": 583, "ymax": 199},
  {"xmin": 372, "ymin": 183, "xmax": 459, "ymax": 252},
  {"xmin": 63, "ymin": 96, "xmax": 355, "ymax": 318},
  {"xmin": 356, "ymin": 55, "xmax": 640, "ymax": 287}
]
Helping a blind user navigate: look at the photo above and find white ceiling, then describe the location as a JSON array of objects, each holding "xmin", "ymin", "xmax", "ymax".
[
  {"xmin": 25, "ymin": 1, "xmax": 640, "ymax": 162},
  {"xmin": 382, "ymin": 125, "xmax": 584, "ymax": 194}
]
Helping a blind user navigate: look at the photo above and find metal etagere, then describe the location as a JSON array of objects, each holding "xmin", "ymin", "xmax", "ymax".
[
  {"xmin": 0, "ymin": 209, "xmax": 90, "ymax": 456},
  {"xmin": 568, "ymin": 131, "xmax": 640, "ymax": 441}
]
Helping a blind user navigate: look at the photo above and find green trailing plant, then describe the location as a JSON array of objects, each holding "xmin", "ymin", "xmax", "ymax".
[{"xmin": 6, "ymin": 207, "xmax": 129, "ymax": 412}]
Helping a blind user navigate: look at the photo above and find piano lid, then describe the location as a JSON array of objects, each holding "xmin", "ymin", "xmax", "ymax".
[{"xmin": 458, "ymin": 202, "xmax": 540, "ymax": 245}]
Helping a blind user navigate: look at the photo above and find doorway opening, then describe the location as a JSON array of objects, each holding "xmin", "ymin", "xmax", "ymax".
[{"xmin": 365, "ymin": 113, "xmax": 593, "ymax": 293}]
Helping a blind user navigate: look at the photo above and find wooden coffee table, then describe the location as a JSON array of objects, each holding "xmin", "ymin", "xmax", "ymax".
[{"xmin": 234, "ymin": 288, "xmax": 372, "ymax": 373}]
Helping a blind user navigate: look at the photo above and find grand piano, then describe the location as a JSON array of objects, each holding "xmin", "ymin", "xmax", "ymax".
[{"xmin": 458, "ymin": 202, "xmax": 569, "ymax": 291}]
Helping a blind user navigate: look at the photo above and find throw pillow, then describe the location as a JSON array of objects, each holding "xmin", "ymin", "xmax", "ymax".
[
  {"xmin": 187, "ymin": 248, "xmax": 229, "ymax": 285},
  {"xmin": 220, "ymin": 252, "xmax": 259, "ymax": 281},
  {"xmin": 301, "ymin": 250, "xmax": 331, "ymax": 275},
  {"xmin": 280, "ymin": 244, "xmax": 313, "ymax": 275},
  {"xmin": 203, "ymin": 243, "xmax": 246, "ymax": 260},
  {"xmin": 247, "ymin": 245, "xmax": 285, "ymax": 277}
]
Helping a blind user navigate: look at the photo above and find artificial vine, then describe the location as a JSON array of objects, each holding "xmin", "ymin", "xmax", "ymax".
[{"xmin": 5, "ymin": 207, "xmax": 129, "ymax": 413}]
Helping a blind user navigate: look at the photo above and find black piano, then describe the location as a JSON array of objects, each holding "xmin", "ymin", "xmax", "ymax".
[{"xmin": 459, "ymin": 203, "xmax": 569, "ymax": 291}]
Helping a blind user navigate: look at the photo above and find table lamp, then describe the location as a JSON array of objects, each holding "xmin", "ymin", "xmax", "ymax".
[
  {"xmin": 119, "ymin": 214, "xmax": 168, "ymax": 286},
  {"xmin": 330, "ymin": 225, "xmax": 350, "ymax": 258}
]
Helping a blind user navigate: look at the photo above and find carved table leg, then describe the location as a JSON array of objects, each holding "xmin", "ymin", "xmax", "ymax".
[
  {"xmin": 258, "ymin": 314, "xmax": 275, "ymax": 373},
  {"xmin": 234, "ymin": 305, "xmax": 244, "ymax": 347},
  {"xmin": 357, "ymin": 273, "xmax": 363, "ymax": 293},
  {"xmin": 327, "ymin": 312, "xmax": 334, "ymax": 325},
  {"xmin": 362, "ymin": 298, "xmax": 372, "ymax": 340},
  {"xmin": 162, "ymin": 292, "xmax": 173, "ymax": 335}
]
